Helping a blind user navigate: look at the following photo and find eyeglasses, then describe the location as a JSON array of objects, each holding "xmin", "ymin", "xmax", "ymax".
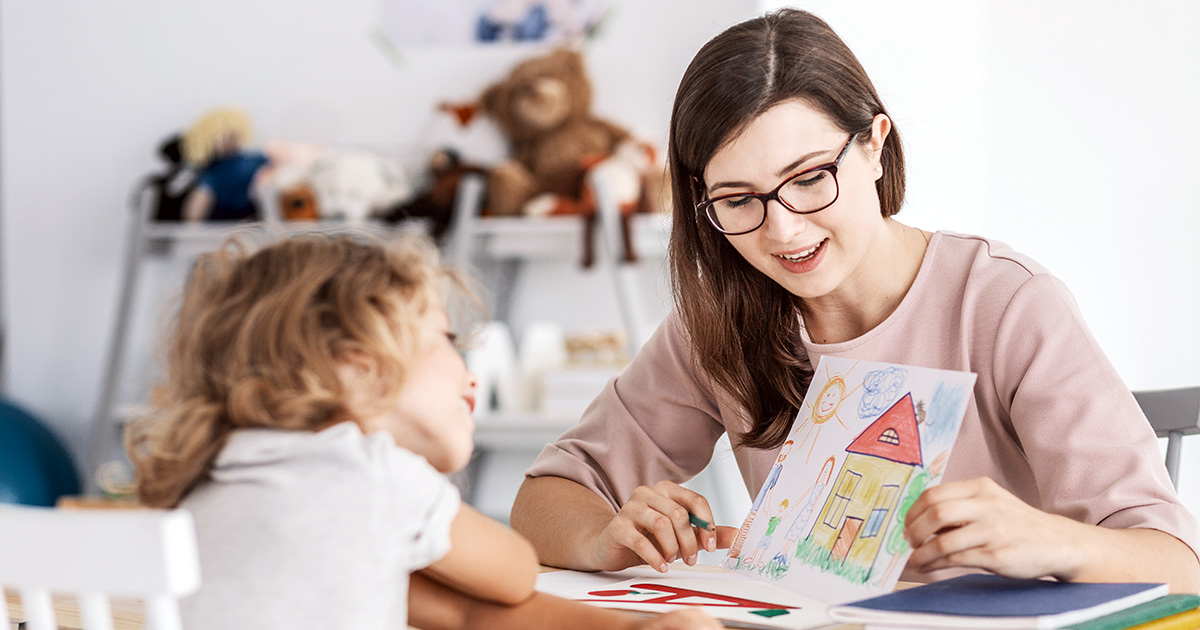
[{"xmin": 698, "ymin": 133, "xmax": 859, "ymax": 235}]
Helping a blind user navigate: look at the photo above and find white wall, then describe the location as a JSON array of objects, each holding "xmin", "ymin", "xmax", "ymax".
[
  {"xmin": 0, "ymin": 0, "xmax": 756, "ymax": 496},
  {"xmin": 3, "ymin": 0, "xmax": 1197, "ymax": 523},
  {"xmin": 765, "ymin": 0, "xmax": 1200, "ymax": 514}
]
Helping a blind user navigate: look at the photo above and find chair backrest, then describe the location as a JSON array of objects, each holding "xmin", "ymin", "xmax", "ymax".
[
  {"xmin": 0, "ymin": 505, "xmax": 199, "ymax": 630},
  {"xmin": 1132, "ymin": 387, "xmax": 1200, "ymax": 490}
]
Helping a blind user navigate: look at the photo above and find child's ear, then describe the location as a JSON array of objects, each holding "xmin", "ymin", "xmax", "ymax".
[{"xmin": 336, "ymin": 351, "xmax": 385, "ymax": 413}]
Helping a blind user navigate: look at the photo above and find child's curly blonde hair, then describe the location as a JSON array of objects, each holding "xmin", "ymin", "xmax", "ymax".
[{"xmin": 126, "ymin": 232, "xmax": 476, "ymax": 508}]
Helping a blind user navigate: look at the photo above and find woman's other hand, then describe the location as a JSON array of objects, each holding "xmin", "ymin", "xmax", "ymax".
[{"xmin": 903, "ymin": 477, "xmax": 1086, "ymax": 579}]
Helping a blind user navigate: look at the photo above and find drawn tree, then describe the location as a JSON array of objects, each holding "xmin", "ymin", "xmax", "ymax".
[{"xmin": 875, "ymin": 466, "xmax": 930, "ymax": 585}]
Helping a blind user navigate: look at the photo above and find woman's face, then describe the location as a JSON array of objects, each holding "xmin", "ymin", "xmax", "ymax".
[{"xmin": 702, "ymin": 100, "xmax": 889, "ymax": 304}]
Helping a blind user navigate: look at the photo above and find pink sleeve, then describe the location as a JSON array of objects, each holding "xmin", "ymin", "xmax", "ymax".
[
  {"xmin": 524, "ymin": 312, "xmax": 728, "ymax": 511},
  {"xmin": 992, "ymin": 274, "xmax": 1200, "ymax": 560}
]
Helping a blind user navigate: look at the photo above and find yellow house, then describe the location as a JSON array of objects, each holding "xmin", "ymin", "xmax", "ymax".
[{"xmin": 808, "ymin": 393, "xmax": 922, "ymax": 573}]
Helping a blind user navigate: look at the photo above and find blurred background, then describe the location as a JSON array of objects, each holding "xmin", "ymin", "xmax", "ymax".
[{"xmin": 1, "ymin": 0, "xmax": 1196, "ymax": 524}]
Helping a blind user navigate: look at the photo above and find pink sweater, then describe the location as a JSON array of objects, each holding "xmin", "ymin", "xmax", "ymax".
[{"xmin": 526, "ymin": 231, "xmax": 1200, "ymax": 577}]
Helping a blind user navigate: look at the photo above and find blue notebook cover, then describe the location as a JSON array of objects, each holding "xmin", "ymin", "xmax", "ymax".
[{"xmin": 828, "ymin": 574, "xmax": 1168, "ymax": 628}]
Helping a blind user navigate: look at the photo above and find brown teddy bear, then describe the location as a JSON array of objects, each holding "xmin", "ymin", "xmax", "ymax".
[
  {"xmin": 480, "ymin": 47, "xmax": 630, "ymax": 220},
  {"xmin": 480, "ymin": 47, "xmax": 673, "ymax": 266}
]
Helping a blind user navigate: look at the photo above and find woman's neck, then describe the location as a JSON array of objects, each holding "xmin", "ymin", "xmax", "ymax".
[{"xmin": 799, "ymin": 220, "xmax": 930, "ymax": 344}]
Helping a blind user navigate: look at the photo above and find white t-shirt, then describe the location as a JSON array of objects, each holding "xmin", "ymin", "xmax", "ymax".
[{"xmin": 179, "ymin": 422, "xmax": 460, "ymax": 630}]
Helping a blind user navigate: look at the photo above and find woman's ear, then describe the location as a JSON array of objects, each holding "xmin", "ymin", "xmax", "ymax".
[{"xmin": 868, "ymin": 113, "xmax": 891, "ymax": 180}]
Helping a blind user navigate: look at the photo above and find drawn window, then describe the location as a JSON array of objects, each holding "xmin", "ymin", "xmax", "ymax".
[
  {"xmin": 861, "ymin": 484, "xmax": 900, "ymax": 538},
  {"xmin": 823, "ymin": 470, "xmax": 861, "ymax": 529},
  {"xmin": 877, "ymin": 428, "xmax": 900, "ymax": 446}
]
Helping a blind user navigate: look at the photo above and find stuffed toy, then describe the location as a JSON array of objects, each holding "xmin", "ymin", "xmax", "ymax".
[
  {"xmin": 133, "ymin": 133, "xmax": 198, "ymax": 222},
  {"xmin": 476, "ymin": 47, "xmax": 671, "ymax": 265},
  {"xmin": 181, "ymin": 107, "xmax": 269, "ymax": 222},
  {"xmin": 479, "ymin": 47, "xmax": 630, "ymax": 220},
  {"xmin": 305, "ymin": 150, "xmax": 415, "ymax": 222},
  {"xmin": 381, "ymin": 148, "xmax": 485, "ymax": 244},
  {"xmin": 278, "ymin": 182, "xmax": 320, "ymax": 221},
  {"xmin": 254, "ymin": 144, "xmax": 415, "ymax": 223}
]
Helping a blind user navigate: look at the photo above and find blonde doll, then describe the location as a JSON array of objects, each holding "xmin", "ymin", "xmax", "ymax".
[
  {"xmin": 126, "ymin": 233, "xmax": 719, "ymax": 630},
  {"xmin": 180, "ymin": 107, "xmax": 268, "ymax": 222}
]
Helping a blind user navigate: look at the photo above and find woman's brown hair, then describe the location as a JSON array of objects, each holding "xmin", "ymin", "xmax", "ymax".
[
  {"xmin": 126, "ymin": 232, "xmax": 468, "ymax": 507},
  {"xmin": 667, "ymin": 9, "xmax": 906, "ymax": 449}
]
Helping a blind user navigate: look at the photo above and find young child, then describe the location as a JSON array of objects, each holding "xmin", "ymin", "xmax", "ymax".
[{"xmin": 126, "ymin": 233, "xmax": 720, "ymax": 630}]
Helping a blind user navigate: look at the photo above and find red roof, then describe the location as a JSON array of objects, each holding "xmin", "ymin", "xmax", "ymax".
[{"xmin": 845, "ymin": 392, "xmax": 923, "ymax": 466}]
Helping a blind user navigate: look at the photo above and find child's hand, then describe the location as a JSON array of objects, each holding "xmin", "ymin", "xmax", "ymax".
[{"xmin": 638, "ymin": 608, "xmax": 725, "ymax": 630}]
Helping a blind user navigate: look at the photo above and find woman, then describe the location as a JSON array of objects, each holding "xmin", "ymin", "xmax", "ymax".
[{"xmin": 510, "ymin": 9, "xmax": 1200, "ymax": 591}]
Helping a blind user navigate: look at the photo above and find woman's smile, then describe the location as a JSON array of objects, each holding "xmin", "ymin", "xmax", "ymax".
[{"xmin": 773, "ymin": 238, "xmax": 828, "ymax": 272}]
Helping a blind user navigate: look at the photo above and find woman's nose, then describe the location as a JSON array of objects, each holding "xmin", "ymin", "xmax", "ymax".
[{"xmin": 761, "ymin": 198, "xmax": 808, "ymax": 242}]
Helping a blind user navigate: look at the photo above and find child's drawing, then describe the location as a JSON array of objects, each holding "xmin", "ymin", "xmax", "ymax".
[
  {"xmin": 729, "ymin": 439, "xmax": 793, "ymax": 560},
  {"xmin": 792, "ymin": 361, "xmax": 862, "ymax": 463},
  {"xmin": 857, "ymin": 366, "xmax": 907, "ymax": 418},
  {"xmin": 725, "ymin": 356, "xmax": 976, "ymax": 605},
  {"xmin": 562, "ymin": 574, "xmax": 835, "ymax": 629},
  {"xmin": 782, "ymin": 457, "xmax": 835, "ymax": 559},
  {"xmin": 746, "ymin": 498, "xmax": 792, "ymax": 568},
  {"xmin": 582, "ymin": 582, "xmax": 797, "ymax": 609}
]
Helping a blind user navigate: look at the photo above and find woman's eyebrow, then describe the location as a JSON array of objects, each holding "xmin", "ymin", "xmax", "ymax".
[
  {"xmin": 706, "ymin": 148, "xmax": 834, "ymax": 195},
  {"xmin": 774, "ymin": 147, "xmax": 834, "ymax": 178}
]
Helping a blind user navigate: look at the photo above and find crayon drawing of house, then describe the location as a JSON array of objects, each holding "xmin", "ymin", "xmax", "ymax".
[{"xmin": 806, "ymin": 392, "xmax": 922, "ymax": 575}]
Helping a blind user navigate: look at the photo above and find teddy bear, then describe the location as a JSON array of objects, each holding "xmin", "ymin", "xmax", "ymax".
[
  {"xmin": 479, "ymin": 46, "xmax": 671, "ymax": 265},
  {"xmin": 479, "ymin": 47, "xmax": 629, "ymax": 219}
]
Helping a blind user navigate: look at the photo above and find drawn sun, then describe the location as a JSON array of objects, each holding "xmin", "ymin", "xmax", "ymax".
[{"xmin": 796, "ymin": 361, "xmax": 862, "ymax": 462}]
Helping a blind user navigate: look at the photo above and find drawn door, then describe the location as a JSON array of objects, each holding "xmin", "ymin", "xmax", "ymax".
[{"xmin": 831, "ymin": 517, "xmax": 862, "ymax": 563}]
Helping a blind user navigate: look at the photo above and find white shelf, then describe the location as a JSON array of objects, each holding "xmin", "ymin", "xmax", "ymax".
[
  {"xmin": 139, "ymin": 218, "xmax": 427, "ymax": 245},
  {"xmin": 467, "ymin": 213, "xmax": 670, "ymax": 260}
]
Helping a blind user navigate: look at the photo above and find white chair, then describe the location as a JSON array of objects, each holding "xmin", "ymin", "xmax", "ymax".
[
  {"xmin": 1133, "ymin": 387, "xmax": 1200, "ymax": 490},
  {"xmin": 0, "ymin": 505, "xmax": 200, "ymax": 630}
]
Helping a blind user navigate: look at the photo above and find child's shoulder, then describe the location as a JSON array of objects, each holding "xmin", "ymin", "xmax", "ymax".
[{"xmin": 213, "ymin": 422, "xmax": 444, "ymax": 486}]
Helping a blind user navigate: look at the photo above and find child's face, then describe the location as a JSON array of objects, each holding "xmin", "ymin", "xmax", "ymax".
[{"xmin": 366, "ymin": 306, "xmax": 477, "ymax": 473}]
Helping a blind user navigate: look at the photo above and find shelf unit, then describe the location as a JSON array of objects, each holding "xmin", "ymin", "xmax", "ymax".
[
  {"xmin": 445, "ymin": 172, "xmax": 672, "ymax": 509},
  {"xmin": 447, "ymin": 173, "xmax": 670, "ymax": 356}
]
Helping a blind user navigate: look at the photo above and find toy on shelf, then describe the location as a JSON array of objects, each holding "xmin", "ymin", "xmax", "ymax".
[
  {"xmin": 381, "ymin": 147, "xmax": 485, "ymax": 244},
  {"xmin": 181, "ymin": 107, "xmax": 269, "ymax": 222},
  {"xmin": 479, "ymin": 47, "xmax": 625, "ymax": 218},
  {"xmin": 259, "ymin": 140, "xmax": 325, "ymax": 221},
  {"xmin": 258, "ymin": 142, "xmax": 417, "ymax": 224},
  {"xmin": 277, "ymin": 182, "xmax": 320, "ymax": 221},
  {"xmin": 306, "ymin": 150, "xmax": 415, "ymax": 222},
  {"xmin": 477, "ymin": 47, "xmax": 668, "ymax": 266},
  {"xmin": 133, "ymin": 134, "xmax": 198, "ymax": 222}
]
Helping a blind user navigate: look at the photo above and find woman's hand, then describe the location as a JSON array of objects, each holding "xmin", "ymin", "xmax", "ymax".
[
  {"xmin": 585, "ymin": 481, "xmax": 737, "ymax": 573},
  {"xmin": 904, "ymin": 477, "xmax": 1086, "ymax": 580}
]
